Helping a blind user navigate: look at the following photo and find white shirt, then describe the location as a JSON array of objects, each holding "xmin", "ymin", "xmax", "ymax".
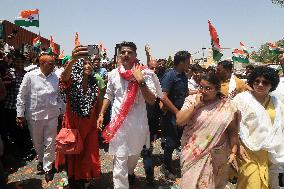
[
  {"xmin": 188, "ymin": 77, "xmax": 199, "ymax": 91},
  {"xmin": 24, "ymin": 64, "xmax": 38, "ymax": 72},
  {"xmin": 271, "ymin": 77, "xmax": 284, "ymax": 103},
  {"xmin": 54, "ymin": 67, "xmax": 64, "ymax": 77},
  {"xmin": 16, "ymin": 68, "xmax": 61, "ymax": 120},
  {"xmin": 105, "ymin": 67, "xmax": 162, "ymax": 157}
]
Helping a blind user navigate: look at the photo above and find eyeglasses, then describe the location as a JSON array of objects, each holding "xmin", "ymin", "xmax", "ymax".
[
  {"xmin": 199, "ymin": 85, "xmax": 215, "ymax": 91},
  {"xmin": 253, "ymin": 79, "xmax": 270, "ymax": 86}
]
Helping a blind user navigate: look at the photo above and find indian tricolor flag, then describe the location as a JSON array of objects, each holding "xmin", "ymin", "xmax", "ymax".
[
  {"xmin": 14, "ymin": 9, "xmax": 39, "ymax": 27},
  {"xmin": 268, "ymin": 43, "xmax": 284, "ymax": 55},
  {"xmin": 32, "ymin": 35, "xmax": 41, "ymax": 47},
  {"xmin": 208, "ymin": 20, "xmax": 223, "ymax": 61},
  {"xmin": 240, "ymin": 42, "xmax": 249, "ymax": 54},
  {"xmin": 232, "ymin": 49, "xmax": 249, "ymax": 64},
  {"xmin": 58, "ymin": 50, "xmax": 65, "ymax": 59}
]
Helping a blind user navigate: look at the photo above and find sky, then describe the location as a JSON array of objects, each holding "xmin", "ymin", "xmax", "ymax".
[{"xmin": 0, "ymin": 0, "xmax": 283, "ymax": 62}]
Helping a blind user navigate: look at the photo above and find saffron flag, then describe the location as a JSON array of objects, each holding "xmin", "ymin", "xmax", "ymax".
[
  {"xmin": 14, "ymin": 9, "xmax": 39, "ymax": 27},
  {"xmin": 208, "ymin": 20, "xmax": 223, "ymax": 61},
  {"xmin": 75, "ymin": 32, "xmax": 80, "ymax": 47},
  {"xmin": 48, "ymin": 36, "xmax": 58, "ymax": 55},
  {"xmin": 58, "ymin": 50, "xmax": 64, "ymax": 59}
]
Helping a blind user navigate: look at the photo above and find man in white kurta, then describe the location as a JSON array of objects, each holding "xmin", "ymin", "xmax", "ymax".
[
  {"xmin": 97, "ymin": 42, "xmax": 160, "ymax": 189},
  {"xmin": 16, "ymin": 54, "xmax": 60, "ymax": 181}
]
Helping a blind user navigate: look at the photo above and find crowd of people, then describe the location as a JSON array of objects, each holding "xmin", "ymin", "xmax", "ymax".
[{"xmin": 0, "ymin": 40, "xmax": 284, "ymax": 189}]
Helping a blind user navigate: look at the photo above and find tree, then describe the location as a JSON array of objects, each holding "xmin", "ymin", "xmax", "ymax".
[
  {"xmin": 250, "ymin": 39, "xmax": 284, "ymax": 63},
  {"xmin": 166, "ymin": 56, "xmax": 174, "ymax": 68},
  {"xmin": 272, "ymin": 0, "xmax": 284, "ymax": 7}
]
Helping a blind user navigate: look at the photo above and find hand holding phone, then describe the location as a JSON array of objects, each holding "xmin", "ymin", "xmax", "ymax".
[
  {"xmin": 71, "ymin": 46, "xmax": 88, "ymax": 60},
  {"xmin": 87, "ymin": 45, "xmax": 99, "ymax": 57}
]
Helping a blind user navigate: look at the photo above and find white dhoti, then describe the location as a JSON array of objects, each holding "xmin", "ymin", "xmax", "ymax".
[
  {"xmin": 113, "ymin": 154, "xmax": 140, "ymax": 189},
  {"xmin": 28, "ymin": 117, "xmax": 58, "ymax": 172}
]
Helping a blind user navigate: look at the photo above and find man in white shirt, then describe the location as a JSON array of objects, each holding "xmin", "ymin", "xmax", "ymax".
[
  {"xmin": 16, "ymin": 54, "xmax": 60, "ymax": 182},
  {"xmin": 188, "ymin": 63, "xmax": 203, "ymax": 94},
  {"xmin": 97, "ymin": 41, "xmax": 160, "ymax": 189}
]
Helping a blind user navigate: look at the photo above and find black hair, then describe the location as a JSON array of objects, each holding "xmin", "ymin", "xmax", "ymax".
[
  {"xmin": 247, "ymin": 66, "xmax": 279, "ymax": 92},
  {"xmin": 246, "ymin": 65, "xmax": 254, "ymax": 70},
  {"xmin": 174, "ymin": 51, "xmax": 191, "ymax": 66},
  {"xmin": 218, "ymin": 60, "xmax": 233, "ymax": 71},
  {"xmin": 201, "ymin": 72, "xmax": 221, "ymax": 91},
  {"xmin": 93, "ymin": 57, "xmax": 101, "ymax": 62},
  {"xmin": 157, "ymin": 59, "xmax": 166, "ymax": 63},
  {"xmin": 13, "ymin": 50, "xmax": 26, "ymax": 60},
  {"xmin": 118, "ymin": 41, "xmax": 137, "ymax": 52},
  {"xmin": 205, "ymin": 66, "xmax": 216, "ymax": 74},
  {"xmin": 191, "ymin": 63, "xmax": 203, "ymax": 72}
]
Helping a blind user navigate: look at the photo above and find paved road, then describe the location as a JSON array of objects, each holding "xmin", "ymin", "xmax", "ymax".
[{"xmin": 5, "ymin": 139, "xmax": 235, "ymax": 189}]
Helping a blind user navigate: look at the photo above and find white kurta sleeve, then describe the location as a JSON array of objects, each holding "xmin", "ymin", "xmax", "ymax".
[
  {"xmin": 151, "ymin": 73, "xmax": 163, "ymax": 99},
  {"xmin": 104, "ymin": 72, "xmax": 115, "ymax": 102},
  {"xmin": 144, "ymin": 71, "xmax": 159, "ymax": 98},
  {"xmin": 16, "ymin": 72, "xmax": 30, "ymax": 118}
]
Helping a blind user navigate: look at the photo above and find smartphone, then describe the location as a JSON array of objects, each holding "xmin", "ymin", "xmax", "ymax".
[{"xmin": 87, "ymin": 45, "xmax": 99, "ymax": 57}]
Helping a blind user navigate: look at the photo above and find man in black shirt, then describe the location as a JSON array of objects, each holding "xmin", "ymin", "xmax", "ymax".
[{"xmin": 160, "ymin": 51, "xmax": 190, "ymax": 179}]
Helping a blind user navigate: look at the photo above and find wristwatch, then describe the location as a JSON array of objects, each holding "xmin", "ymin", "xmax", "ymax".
[{"xmin": 139, "ymin": 80, "xmax": 147, "ymax": 88}]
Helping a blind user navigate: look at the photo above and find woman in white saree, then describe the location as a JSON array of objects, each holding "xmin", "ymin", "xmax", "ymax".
[{"xmin": 233, "ymin": 66, "xmax": 284, "ymax": 189}]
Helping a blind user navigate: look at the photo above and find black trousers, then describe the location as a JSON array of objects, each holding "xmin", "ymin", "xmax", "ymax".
[
  {"xmin": 161, "ymin": 113, "xmax": 183, "ymax": 171},
  {"xmin": 3, "ymin": 108, "xmax": 33, "ymax": 153}
]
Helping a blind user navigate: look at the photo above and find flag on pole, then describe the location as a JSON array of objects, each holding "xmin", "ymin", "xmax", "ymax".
[
  {"xmin": 240, "ymin": 42, "xmax": 249, "ymax": 54},
  {"xmin": 14, "ymin": 9, "xmax": 39, "ymax": 27},
  {"xmin": 232, "ymin": 49, "xmax": 249, "ymax": 64},
  {"xmin": 98, "ymin": 42, "xmax": 104, "ymax": 57},
  {"xmin": 48, "ymin": 36, "xmax": 58, "ymax": 55},
  {"xmin": 208, "ymin": 20, "xmax": 223, "ymax": 61},
  {"xmin": 103, "ymin": 47, "xmax": 107, "ymax": 54},
  {"xmin": 32, "ymin": 35, "xmax": 41, "ymax": 47},
  {"xmin": 268, "ymin": 43, "xmax": 284, "ymax": 55},
  {"xmin": 75, "ymin": 32, "xmax": 80, "ymax": 47},
  {"xmin": 98, "ymin": 42, "xmax": 103, "ymax": 50},
  {"xmin": 58, "ymin": 50, "xmax": 64, "ymax": 59}
]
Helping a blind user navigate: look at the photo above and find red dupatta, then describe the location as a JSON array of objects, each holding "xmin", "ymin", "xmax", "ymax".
[{"xmin": 102, "ymin": 64, "xmax": 146, "ymax": 143}]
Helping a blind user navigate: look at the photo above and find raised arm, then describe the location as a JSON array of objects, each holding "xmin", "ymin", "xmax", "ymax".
[
  {"xmin": 176, "ymin": 94, "xmax": 203, "ymax": 126},
  {"xmin": 133, "ymin": 65, "xmax": 156, "ymax": 105},
  {"xmin": 145, "ymin": 44, "xmax": 152, "ymax": 67},
  {"xmin": 61, "ymin": 46, "xmax": 88, "ymax": 82}
]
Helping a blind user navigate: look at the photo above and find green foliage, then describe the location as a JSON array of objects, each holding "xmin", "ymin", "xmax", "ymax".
[
  {"xmin": 166, "ymin": 55, "xmax": 174, "ymax": 68},
  {"xmin": 250, "ymin": 39, "xmax": 284, "ymax": 63}
]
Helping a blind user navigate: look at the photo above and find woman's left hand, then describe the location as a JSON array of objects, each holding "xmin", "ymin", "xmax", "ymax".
[{"xmin": 227, "ymin": 153, "xmax": 238, "ymax": 172}]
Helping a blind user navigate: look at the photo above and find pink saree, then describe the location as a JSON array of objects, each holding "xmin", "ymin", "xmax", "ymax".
[{"xmin": 180, "ymin": 95, "xmax": 237, "ymax": 189}]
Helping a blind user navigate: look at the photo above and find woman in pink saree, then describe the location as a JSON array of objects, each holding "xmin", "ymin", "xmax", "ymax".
[{"xmin": 176, "ymin": 73, "xmax": 238, "ymax": 189}]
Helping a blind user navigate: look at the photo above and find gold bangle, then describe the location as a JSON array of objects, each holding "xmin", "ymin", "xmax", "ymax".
[{"xmin": 99, "ymin": 113, "xmax": 104, "ymax": 117}]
